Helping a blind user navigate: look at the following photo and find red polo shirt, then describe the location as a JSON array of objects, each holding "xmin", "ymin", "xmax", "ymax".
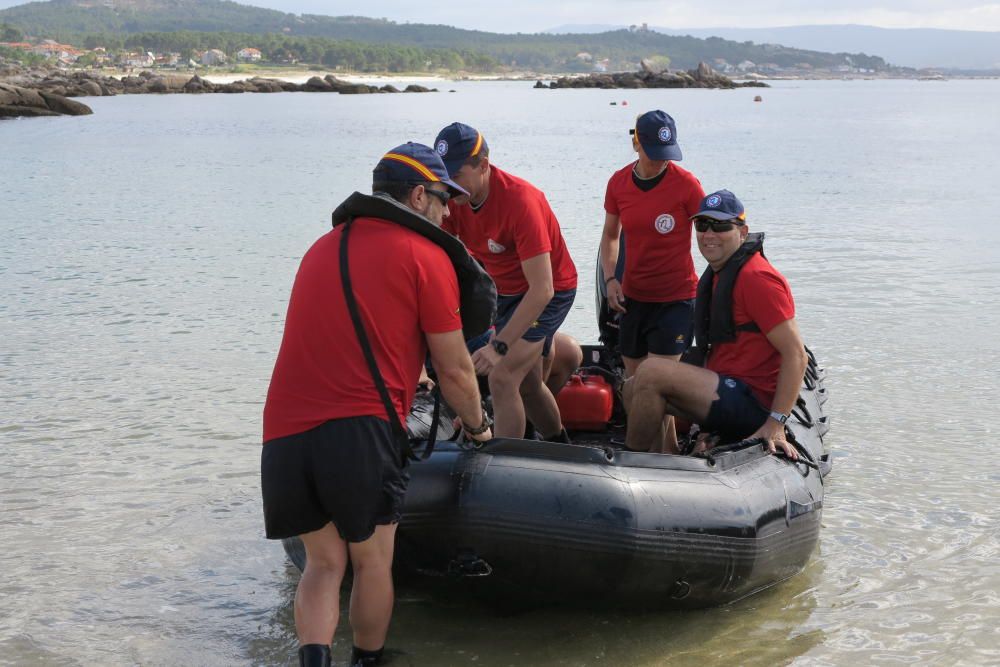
[
  {"xmin": 443, "ymin": 166, "xmax": 577, "ymax": 295},
  {"xmin": 604, "ymin": 161, "xmax": 704, "ymax": 302},
  {"xmin": 263, "ymin": 217, "xmax": 462, "ymax": 442}
]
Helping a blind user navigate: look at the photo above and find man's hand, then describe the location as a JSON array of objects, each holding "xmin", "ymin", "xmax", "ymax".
[
  {"xmin": 750, "ymin": 418, "xmax": 798, "ymax": 461},
  {"xmin": 466, "ymin": 425, "xmax": 493, "ymax": 443},
  {"xmin": 606, "ymin": 278, "xmax": 627, "ymax": 313},
  {"xmin": 417, "ymin": 366, "xmax": 435, "ymax": 392},
  {"xmin": 471, "ymin": 331, "xmax": 503, "ymax": 375}
]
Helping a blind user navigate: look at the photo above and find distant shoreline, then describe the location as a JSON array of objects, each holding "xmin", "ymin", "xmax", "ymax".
[{"xmin": 99, "ymin": 68, "xmax": 1000, "ymax": 84}]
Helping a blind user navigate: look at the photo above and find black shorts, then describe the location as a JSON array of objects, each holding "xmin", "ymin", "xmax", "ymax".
[
  {"xmin": 494, "ymin": 288, "xmax": 576, "ymax": 357},
  {"xmin": 701, "ymin": 376, "xmax": 770, "ymax": 442},
  {"xmin": 260, "ymin": 416, "xmax": 409, "ymax": 542},
  {"xmin": 619, "ymin": 298, "xmax": 694, "ymax": 359}
]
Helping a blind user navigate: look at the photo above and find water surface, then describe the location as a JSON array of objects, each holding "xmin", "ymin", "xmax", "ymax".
[{"xmin": 2, "ymin": 78, "xmax": 998, "ymax": 666}]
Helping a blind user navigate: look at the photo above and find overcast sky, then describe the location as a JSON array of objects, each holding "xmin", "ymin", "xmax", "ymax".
[{"xmin": 1, "ymin": 0, "xmax": 999, "ymax": 32}]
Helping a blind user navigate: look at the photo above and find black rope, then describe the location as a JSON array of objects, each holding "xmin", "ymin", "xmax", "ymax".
[{"xmin": 793, "ymin": 396, "xmax": 814, "ymax": 427}]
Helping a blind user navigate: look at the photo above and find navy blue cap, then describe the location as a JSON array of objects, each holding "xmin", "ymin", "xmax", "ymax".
[
  {"xmin": 692, "ymin": 189, "xmax": 746, "ymax": 222},
  {"xmin": 373, "ymin": 142, "xmax": 469, "ymax": 197},
  {"xmin": 635, "ymin": 110, "xmax": 682, "ymax": 161},
  {"xmin": 434, "ymin": 122, "xmax": 488, "ymax": 176}
]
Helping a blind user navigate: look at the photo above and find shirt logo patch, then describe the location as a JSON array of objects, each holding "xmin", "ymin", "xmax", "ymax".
[
  {"xmin": 435, "ymin": 140, "xmax": 449, "ymax": 156},
  {"xmin": 706, "ymin": 194, "xmax": 722, "ymax": 208},
  {"xmin": 725, "ymin": 378, "xmax": 737, "ymax": 389},
  {"xmin": 654, "ymin": 214, "xmax": 675, "ymax": 234},
  {"xmin": 487, "ymin": 239, "xmax": 506, "ymax": 253},
  {"xmin": 658, "ymin": 126, "xmax": 672, "ymax": 143}
]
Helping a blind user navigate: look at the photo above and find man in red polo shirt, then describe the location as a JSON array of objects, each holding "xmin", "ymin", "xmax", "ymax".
[
  {"xmin": 262, "ymin": 143, "xmax": 491, "ymax": 667},
  {"xmin": 433, "ymin": 122, "xmax": 578, "ymax": 441},
  {"xmin": 624, "ymin": 190, "xmax": 806, "ymax": 459}
]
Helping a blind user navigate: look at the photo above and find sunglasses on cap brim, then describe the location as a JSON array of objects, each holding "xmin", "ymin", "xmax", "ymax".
[{"xmin": 694, "ymin": 218, "xmax": 745, "ymax": 233}]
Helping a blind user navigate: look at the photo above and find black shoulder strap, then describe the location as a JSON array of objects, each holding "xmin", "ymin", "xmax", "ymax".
[{"xmin": 338, "ymin": 218, "xmax": 417, "ymax": 465}]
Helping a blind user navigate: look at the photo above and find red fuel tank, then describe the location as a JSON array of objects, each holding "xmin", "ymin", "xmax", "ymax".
[{"xmin": 556, "ymin": 373, "xmax": 614, "ymax": 431}]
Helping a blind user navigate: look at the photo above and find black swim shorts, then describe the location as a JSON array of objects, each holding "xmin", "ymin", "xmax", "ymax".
[
  {"xmin": 494, "ymin": 288, "xmax": 576, "ymax": 357},
  {"xmin": 619, "ymin": 298, "xmax": 695, "ymax": 359},
  {"xmin": 260, "ymin": 416, "xmax": 409, "ymax": 542},
  {"xmin": 700, "ymin": 375, "xmax": 770, "ymax": 443}
]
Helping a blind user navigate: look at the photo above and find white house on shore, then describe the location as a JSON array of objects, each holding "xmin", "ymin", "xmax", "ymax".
[
  {"xmin": 201, "ymin": 49, "xmax": 228, "ymax": 66},
  {"xmin": 237, "ymin": 47, "xmax": 262, "ymax": 62}
]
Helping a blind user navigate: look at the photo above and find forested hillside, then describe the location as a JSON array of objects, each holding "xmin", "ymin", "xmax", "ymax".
[{"xmin": 0, "ymin": 0, "xmax": 890, "ymax": 72}]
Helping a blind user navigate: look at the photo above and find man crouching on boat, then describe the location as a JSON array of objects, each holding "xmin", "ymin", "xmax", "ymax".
[
  {"xmin": 624, "ymin": 190, "xmax": 806, "ymax": 460},
  {"xmin": 261, "ymin": 143, "xmax": 491, "ymax": 667},
  {"xmin": 433, "ymin": 122, "xmax": 578, "ymax": 442}
]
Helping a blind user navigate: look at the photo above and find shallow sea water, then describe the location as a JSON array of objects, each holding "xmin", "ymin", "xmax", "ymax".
[{"xmin": 2, "ymin": 78, "xmax": 999, "ymax": 665}]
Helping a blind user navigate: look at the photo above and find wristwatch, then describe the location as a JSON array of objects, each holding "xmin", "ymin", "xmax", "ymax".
[
  {"xmin": 491, "ymin": 339, "xmax": 509, "ymax": 356},
  {"xmin": 769, "ymin": 411, "xmax": 789, "ymax": 425}
]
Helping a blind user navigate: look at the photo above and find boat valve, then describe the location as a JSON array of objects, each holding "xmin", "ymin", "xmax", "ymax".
[{"xmin": 670, "ymin": 579, "xmax": 691, "ymax": 600}]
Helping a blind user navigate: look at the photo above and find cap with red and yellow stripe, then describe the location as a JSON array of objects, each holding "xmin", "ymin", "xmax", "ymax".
[{"xmin": 373, "ymin": 142, "xmax": 469, "ymax": 198}]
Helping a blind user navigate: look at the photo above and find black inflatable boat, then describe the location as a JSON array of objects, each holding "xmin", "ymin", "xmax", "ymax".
[{"xmin": 282, "ymin": 346, "xmax": 830, "ymax": 610}]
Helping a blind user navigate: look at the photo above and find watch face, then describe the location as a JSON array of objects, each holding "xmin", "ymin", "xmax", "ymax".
[{"xmin": 493, "ymin": 340, "xmax": 508, "ymax": 355}]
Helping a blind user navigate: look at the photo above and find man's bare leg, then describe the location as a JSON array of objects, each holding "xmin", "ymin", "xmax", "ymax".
[
  {"xmin": 296, "ymin": 522, "xmax": 349, "ymax": 646},
  {"xmin": 520, "ymin": 356, "xmax": 563, "ymax": 438},
  {"xmin": 544, "ymin": 332, "xmax": 583, "ymax": 397},
  {"xmin": 624, "ymin": 358, "xmax": 721, "ymax": 452},
  {"xmin": 348, "ymin": 523, "xmax": 399, "ymax": 652},
  {"xmin": 489, "ymin": 338, "xmax": 549, "ymax": 438},
  {"xmin": 647, "ymin": 353, "xmax": 684, "ymax": 454}
]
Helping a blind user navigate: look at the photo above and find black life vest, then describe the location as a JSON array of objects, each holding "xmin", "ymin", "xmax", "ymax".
[
  {"xmin": 331, "ymin": 192, "xmax": 497, "ymax": 339},
  {"xmin": 690, "ymin": 232, "xmax": 766, "ymax": 365}
]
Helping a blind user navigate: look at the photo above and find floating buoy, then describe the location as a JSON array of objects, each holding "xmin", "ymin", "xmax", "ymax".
[{"xmin": 754, "ymin": 95, "xmax": 762, "ymax": 102}]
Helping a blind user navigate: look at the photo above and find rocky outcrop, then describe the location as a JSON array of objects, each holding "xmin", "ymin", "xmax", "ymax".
[
  {"xmin": 0, "ymin": 81, "xmax": 93, "ymax": 118},
  {"xmin": 0, "ymin": 66, "xmax": 440, "ymax": 115},
  {"xmin": 540, "ymin": 62, "xmax": 769, "ymax": 90}
]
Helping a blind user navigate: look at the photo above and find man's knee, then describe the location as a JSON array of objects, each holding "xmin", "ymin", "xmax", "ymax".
[
  {"xmin": 489, "ymin": 364, "xmax": 521, "ymax": 394},
  {"xmin": 303, "ymin": 544, "xmax": 347, "ymax": 574},
  {"xmin": 632, "ymin": 357, "xmax": 681, "ymax": 396}
]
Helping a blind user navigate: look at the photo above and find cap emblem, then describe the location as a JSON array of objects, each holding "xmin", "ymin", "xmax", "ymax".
[
  {"xmin": 654, "ymin": 214, "xmax": 675, "ymax": 234},
  {"xmin": 706, "ymin": 194, "xmax": 722, "ymax": 208},
  {"xmin": 435, "ymin": 140, "xmax": 449, "ymax": 156},
  {"xmin": 658, "ymin": 126, "xmax": 672, "ymax": 143}
]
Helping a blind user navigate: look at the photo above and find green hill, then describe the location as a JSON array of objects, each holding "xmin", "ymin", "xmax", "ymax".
[{"xmin": 0, "ymin": 0, "xmax": 891, "ymax": 72}]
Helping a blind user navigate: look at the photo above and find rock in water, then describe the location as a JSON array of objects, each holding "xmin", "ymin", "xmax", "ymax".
[{"xmin": 0, "ymin": 82, "xmax": 92, "ymax": 118}]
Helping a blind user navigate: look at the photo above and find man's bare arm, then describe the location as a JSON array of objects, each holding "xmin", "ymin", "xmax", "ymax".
[{"xmin": 427, "ymin": 329, "xmax": 491, "ymax": 441}]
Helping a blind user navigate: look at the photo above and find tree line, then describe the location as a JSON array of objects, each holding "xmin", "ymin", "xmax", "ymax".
[{"xmin": 0, "ymin": 0, "xmax": 891, "ymax": 73}]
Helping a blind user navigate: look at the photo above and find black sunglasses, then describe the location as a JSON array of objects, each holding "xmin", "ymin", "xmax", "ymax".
[
  {"xmin": 694, "ymin": 218, "xmax": 744, "ymax": 233},
  {"xmin": 422, "ymin": 187, "xmax": 451, "ymax": 204}
]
